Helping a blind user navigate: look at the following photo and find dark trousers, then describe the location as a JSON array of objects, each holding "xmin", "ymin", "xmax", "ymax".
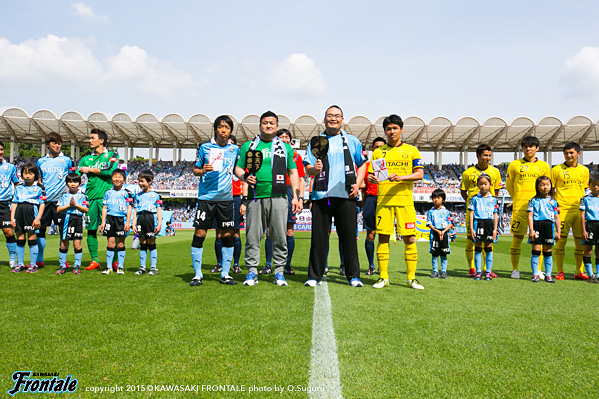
[{"xmin": 308, "ymin": 197, "xmax": 359, "ymax": 281}]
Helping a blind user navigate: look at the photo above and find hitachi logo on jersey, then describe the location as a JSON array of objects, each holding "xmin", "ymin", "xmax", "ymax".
[
  {"xmin": 405, "ymin": 222, "xmax": 415, "ymax": 229},
  {"xmin": 386, "ymin": 161, "xmax": 410, "ymax": 167}
]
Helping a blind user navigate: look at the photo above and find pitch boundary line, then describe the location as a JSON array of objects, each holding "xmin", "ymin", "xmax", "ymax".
[{"xmin": 309, "ymin": 278, "xmax": 343, "ymax": 399}]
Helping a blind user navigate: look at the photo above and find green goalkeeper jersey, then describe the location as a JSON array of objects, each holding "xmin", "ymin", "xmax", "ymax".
[{"xmin": 77, "ymin": 149, "xmax": 120, "ymax": 200}]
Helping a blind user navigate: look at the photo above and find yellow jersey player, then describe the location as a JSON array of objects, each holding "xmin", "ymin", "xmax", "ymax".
[
  {"xmin": 506, "ymin": 136, "xmax": 550, "ymax": 279},
  {"xmin": 460, "ymin": 144, "xmax": 502, "ymax": 277},
  {"xmin": 367, "ymin": 114, "xmax": 424, "ymax": 290},
  {"xmin": 550, "ymin": 142, "xmax": 589, "ymax": 280}
]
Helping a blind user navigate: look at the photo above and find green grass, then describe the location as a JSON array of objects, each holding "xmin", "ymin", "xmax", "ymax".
[{"xmin": 0, "ymin": 231, "xmax": 595, "ymax": 398}]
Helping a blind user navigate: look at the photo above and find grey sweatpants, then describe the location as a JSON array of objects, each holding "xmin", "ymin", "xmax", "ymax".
[{"xmin": 245, "ymin": 197, "xmax": 288, "ymax": 275}]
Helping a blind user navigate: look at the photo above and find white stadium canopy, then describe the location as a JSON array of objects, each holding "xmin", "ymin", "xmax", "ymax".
[{"xmin": 1, "ymin": 107, "xmax": 598, "ymax": 161}]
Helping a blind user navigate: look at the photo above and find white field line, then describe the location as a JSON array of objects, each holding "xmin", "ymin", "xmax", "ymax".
[{"xmin": 309, "ymin": 278, "xmax": 343, "ymax": 399}]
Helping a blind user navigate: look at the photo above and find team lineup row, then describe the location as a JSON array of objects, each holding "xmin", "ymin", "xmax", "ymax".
[{"xmin": 2, "ymin": 105, "xmax": 598, "ymax": 289}]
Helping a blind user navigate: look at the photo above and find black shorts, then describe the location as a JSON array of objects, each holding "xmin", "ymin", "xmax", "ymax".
[
  {"xmin": 60, "ymin": 214, "xmax": 84, "ymax": 241},
  {"xmin": 363, "ymin": 195, "xmax": 377, "ymax": 231},
  {"xmin": 473, "ymin": 219, "xmax": 495, "ymax": 243},
  {"xmin": 194, "ymin": 200, "xmax": 234, "ymax": 230},
  {"xmin": 40, "ymin": 201, "xmax": 62, "ymax": 228},
  {"xmin": 529, "ymin": 220, "xmax": 555, "ymax": 245},
  {"xmin": 104, "ymin": 215, "xmax": 127, "ymax": 237},
  {"xmin": 14, "ymin": 203, "xmax": 39, "ymax": 233},
  {"xmin": 0, "ymin": 201, "xmax": 11, "ymax": 228},
  {"xmin": 429, "ymin": 230, "xmax": 450, "ymax": 256},
  {"xmin": 582, "ymin": 220, "xmax": 599, "ymax": 246},
  {"xmin": 136, "ymin": 212, "xmax": 157, "ymax": 239}
]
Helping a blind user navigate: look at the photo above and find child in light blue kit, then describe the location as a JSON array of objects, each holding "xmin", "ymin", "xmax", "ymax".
[
  {"xmin": 580, "ymin": 174, "xmax": 599, "ymax": 283},
  {"xmin": 426, "ymin": 188, "xmax": 454, "ymax": 279},
  {"xmin": 468, "ymin": 175, "xmax": 498, "ymax": 281},
  {"xmin": 527, "ymin": 176, "xmax": 561, "ymax": 283},
  {"xmin": 56, "ymin": 173, "xmax": 88, "ymax": 275},
  {"xmin": 132, "ymin": 169, "xmax": 162, "ymax": 275}
]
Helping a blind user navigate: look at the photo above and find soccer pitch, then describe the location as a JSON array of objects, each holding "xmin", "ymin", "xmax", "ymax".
[{"xmin": 1, "ymin": 231, "xmax": 596, "ymax": 398}]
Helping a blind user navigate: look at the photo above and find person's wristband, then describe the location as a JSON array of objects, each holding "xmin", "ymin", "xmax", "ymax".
[{"xmin": 241, "ymin": 197, "xmax": 247, "ymax": 206}]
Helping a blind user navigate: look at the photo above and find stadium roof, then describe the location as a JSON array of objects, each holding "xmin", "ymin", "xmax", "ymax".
[{"xmin": 1, "ymin": 107, "xmax": 598, "ymax": 152}]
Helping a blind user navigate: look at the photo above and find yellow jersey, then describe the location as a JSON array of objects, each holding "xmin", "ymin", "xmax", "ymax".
[
  {"xmin": 550, "ymin": 163, "xmax": 589, "ymax": 210},
  {"xmin": 460, "ymin": 165, "xmax": 503, "ymax": 202},
  {"xmin": 505, "ymin": 158, "xmax": 551, "ymax": 212},
  {"xmin": 369, "ymin": 143, "xmax": 423, "ymax": 207}
]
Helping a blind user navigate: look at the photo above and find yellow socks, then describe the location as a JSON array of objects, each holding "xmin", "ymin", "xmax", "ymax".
[
  {"xmin": 377, "ymin": 242, "xmax": 390, "ymax": 280},
  {"xmin": 510, "ymin": 236, "xmax": 523, "ymax": 270},
  {"xmin": 405, "ymin": 242, "xmax": 418, "ymax": 281}
]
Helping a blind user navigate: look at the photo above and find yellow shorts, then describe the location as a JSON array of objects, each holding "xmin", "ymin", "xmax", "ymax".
[
  {"xmin": 510, "ymin": 209, "xmax": 529, "ymax": 236},
  {"xmin": 376, "ymin": 205, "xmax": 416, "ymax": 236},
  {"xmin": 559, "ymin": 208, "xmax": 582, "ymax": 238}
]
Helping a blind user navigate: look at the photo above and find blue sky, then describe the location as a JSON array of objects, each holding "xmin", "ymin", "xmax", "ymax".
[{"xmin": 1, "ymin": 0, "xmax": 599, "ymax": 126}]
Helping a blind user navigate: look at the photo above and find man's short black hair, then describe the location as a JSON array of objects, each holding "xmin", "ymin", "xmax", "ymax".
[
  {"xmin": 90, "ymin": 128, "xmax": 108, "ymax": 147},
  {"xmin": 45, "ymin": 132, "xmax": 63, "ymax": 146},
  {"xmin": 563, "ymin": 142, "xmax": 581, "ymax": 153},
  {"xmin": 138, "ymin": 169, "xmax": 154, "ymax": 182},
  {"xmin": 65, "ymin": 172, "xmax": 82, "ymax": 184},
  {"xmin": 431, "ymin": 188, "xmax": 446, "ymax": 202},
  {"xmin": 260, "ymin": 111, "xmax": 278, "ymax": 124},
  {"xmin": 476, "ymin": 144, "xmax": 492, "ymax": 157},
  {"xmin": 372, "ymin": 137, "xmax": 386, "ymax": 148},
  {"xmin": 229, "ymin": 136, "xmax": 237, "ymax": 145},
  {"xmin": 383, "ymin": 114, "xmax": 404, "ymax": 130},
  {"xmin": 520, "ymin": 136, "xmax": 540, "ymax": 148},
  {"xmin": 213, "ymin": 115, "xmax": 234, "ymax": 137},
  {"xmin": 111, "ymin": 168, "xmax": 126, "ymax": 179},
  {"xmin": 589, "ymin": 174, "xmax": 599, "ymax": 185}
]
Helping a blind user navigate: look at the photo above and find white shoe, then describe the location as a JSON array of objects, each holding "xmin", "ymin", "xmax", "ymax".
[
  {"xmin": 537, "ymin": 270, "xmax": 545, "ymax": 279},
  {"xmin": 9, "ymin": 260, "xmax": 16, "ymax": 268},
  {"xmin": 304, "ymin": 279, "xmax": 321, "ymax": 287},
  {"xmin": 101, "ymin": 268, "xmax": 112, "ymax": 275},
  {"xmin": 243, "ymin": 272, "xmax": 258, "ymax": 286},
  {"xmin": 373, "ymin": 278, "xmax": 389, "ymax": 289},
  {"xmin": 349, "ymin": 277, "xmax": 363, "ymax": 287},
  {"xmin": 511, "ymin": 269, "xmax": 520, "ymax": 279},
  {"xmin": 117, "ymin": 268, "xmax": 124, "ymax": 275},
  {"xmin": 406, "ymin": 279, "xmax": 424, "ymax": 290}
]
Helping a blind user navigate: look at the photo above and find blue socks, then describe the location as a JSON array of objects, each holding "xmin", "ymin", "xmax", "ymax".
[
  {"xmin": 215, "ymin": 237, "xmax": 223, "ymax": 266},
  {"xmin": 474, "ymin": 248, "xmax": 482, "ymax": 273},
  {"xmin": 16, "ymin": 242, "xmax": 25, "ymax": 266},
  {"xmin": 286, "ymin": 235, "xmax": 295, "ymax": 267},
  {"xmin": 543, "ymin": 252, "xmax": 553, "ymax": 276},
  {"xmin": 440, "ymin": 255, "xmax": 448, "ymax": 273},
  {"xmin": 6, "ymin": 241, "xmax": 17, "ymax": 262},
  {"xmin": 221, "ymin": 246, "xmax": 234, "ymax": 277},
  {"xmin": 265, "ymin": 235, "xmax": 272, "ymax": 266},
  {"xmin": 149, "ymin": 248, "xmax": 157, "ymax": 269},
  {"xmin": 485, "ymin": 248, "xmax": 493, "ymax": 272},
  {"xmin": 106, "ymin": 248, "xmax": 115, "ymax": 268},
  {"xmin": 59, "ymin": 249, "xmax": 68, "ymax": 268},
  {"xmin": 117, "ymin": 248, "xmax": 126, "ymax": 269},
  {"xmin": 191, "ymin": 247, "xmax": 204, "ymax": 278},
  {"xmin": 233, "ymin": 237, "xmax": 241, "ymax": 266},
  {"xmin": 36, "ymin": 236, "xmax": 46, "ymax": 263},
  {"xmin": 140, "ymin": 249, "xmax": 147, "ymax": 268},
  {"xmin": 432, "ymin": 256, "xmax": 439, "ymax": 272},
  {"xmin": 365, "ymin": 240, "xmax": 375, "ymax": 268},
  {"xmin": 74, "ymin": 250, "xmax": 82, "ymax": 267},
  {"xmin": 531, "ymin": 251, "xmax": 540, "ymax": 275}
]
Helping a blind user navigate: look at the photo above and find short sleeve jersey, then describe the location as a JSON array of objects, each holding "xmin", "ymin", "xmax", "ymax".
[
  {"xmin": 37, "ymin": 154, "xmax": 76, "ymax": 202},
  {"xmin": 461, "ymin": 165, "xmax": 503, "ymax": 203},
  {"xmin": 368, "ymin": 143, "xmax": 423, "ymax": 207},
  {"xmin": 0, "ymin": 161, "xmax": 19, "ymax": 202},
  {"xmin": 468, "ymin": 193, "xmax": 498, "ymax": 220},
  {"xmin": 506, "ymin": 158, "xmax": 551, "ymax": 212},
  {"xmin": 236, "ymin": 138, "xmax": 296, "ymax": 200},
  {"xmin": 550, "ymin": 163, "xmax": 589, "ymax": 211},
  {"xmin": 134, "ymin": 191, "xmax": 162, "ymax": 214},
  {"xmin": 13, "ymin": 183, "xmax": 46, "ymax": 205},
  {"xmin": 286, "ymin": 152, "xmax": 305, "ymax": 186},
  {"xmin": 195, "ymin": 141, "xmax": 239, "ymax": 201},
  {"xmin": 103, "ymin": 188, "xmax": 133, "ymax": 217},
  {"xmin": 579, "ymin": 194, "xmax": 599, "ymax": 221},
  {"xmin": 426, "ymin": 206, "xmax": 453, "ymax": 230},
  {"xmin": 59, "ymin": 192, "xmax": 88, "ymax": 216},
  {"xmin": 77, "ymin": 149, "xmax": 119, "ymax": 200},
  {"xmin": 304, "ymin": 131, "xmax": 365, "ymax": 201},
  {"xmin": 364, "ymin": 162, "xmax": 378, "ymax": 196},
  {"xmin": 528, "ymin": 197, "xmax": 559, "ymax": 222}
]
